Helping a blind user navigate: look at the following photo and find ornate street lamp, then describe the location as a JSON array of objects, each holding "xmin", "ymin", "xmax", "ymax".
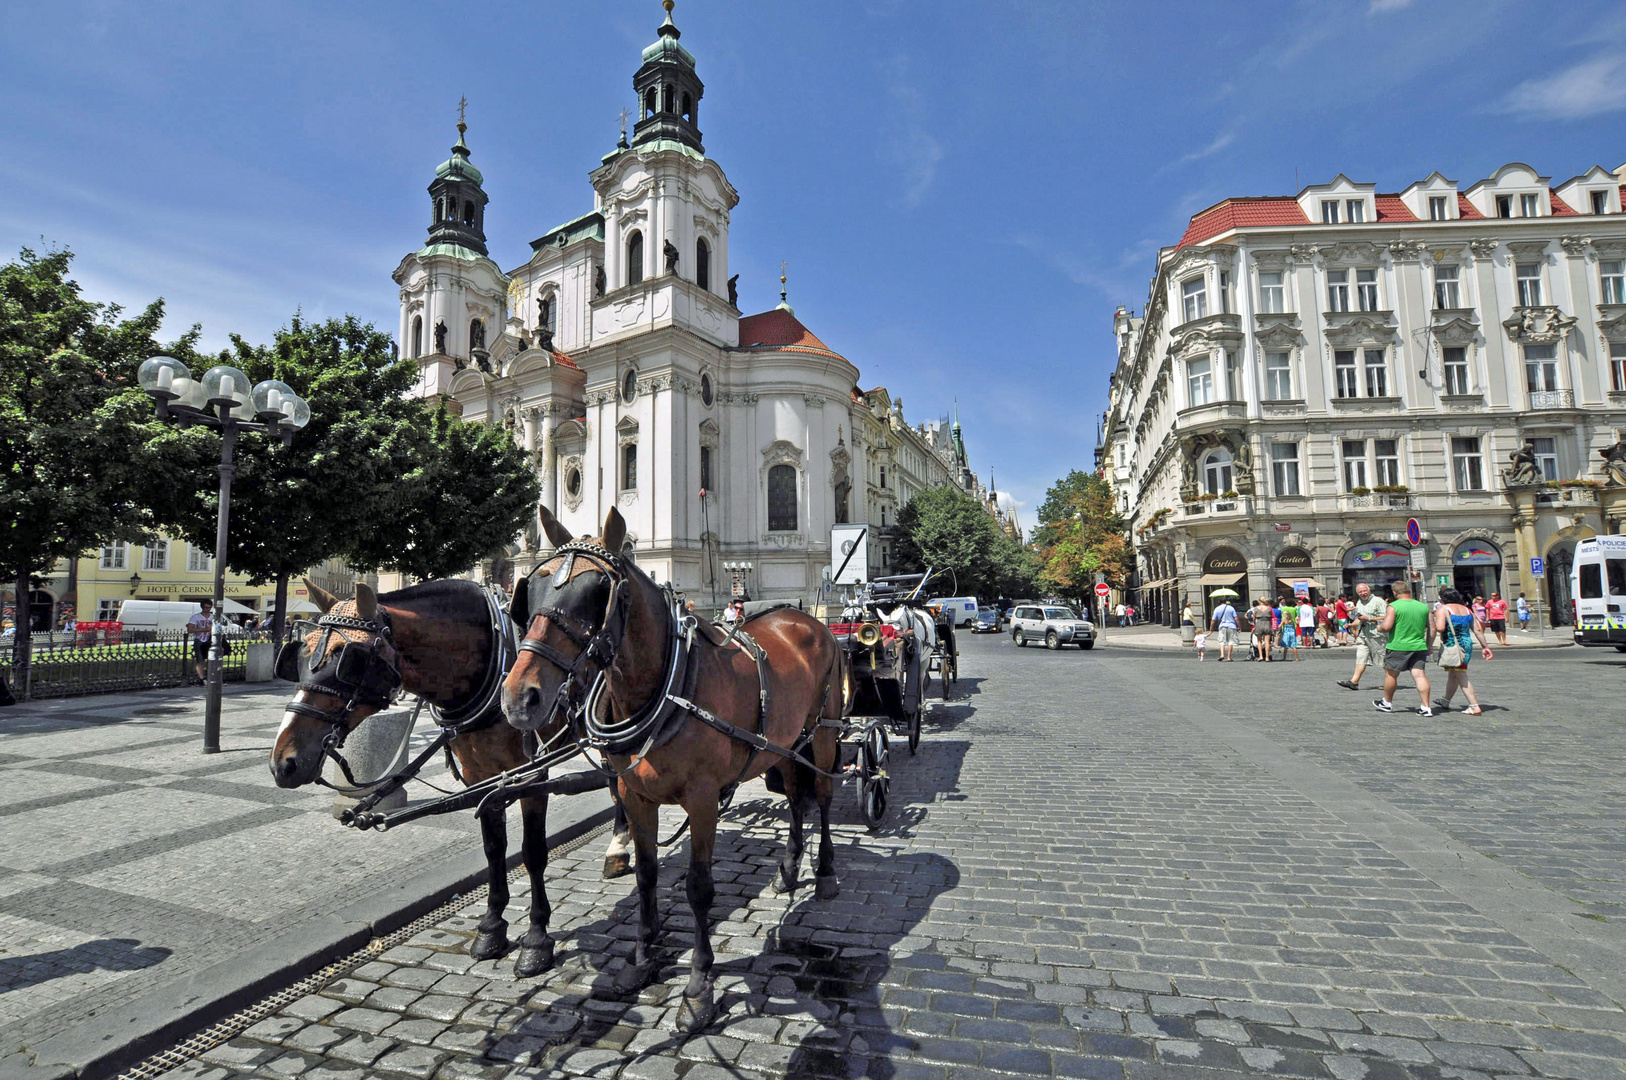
[
  {"xmin": 129, "ymin": 572, "xmax": 142, "ymax": 595},
  {"xmin": 138, "ymin": 356, "xmax": 311, "ymax": 753}
]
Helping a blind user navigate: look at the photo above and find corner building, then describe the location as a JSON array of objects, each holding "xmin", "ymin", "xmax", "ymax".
[
  {"xmin": 1099, "ymin": 162, "xmax": 1626, "ymax": 627},
  {"xmin": 391, "ymin": 7, "xmax": 989, "ymax": 599}
]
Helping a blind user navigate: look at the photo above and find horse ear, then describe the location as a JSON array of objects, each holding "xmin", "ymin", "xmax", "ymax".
[
  {"xmin": 305, "ymin": 578, "xmax": 340, "ymax": 614},
  {"xmin": 354, "ymin": 583, "xmax": 378, "ymax": 622},
  {"xmin": 601, "ymin": 506, "xmax": 627, "ymax": 555},
  {"xmin": 538, "ymin": 504, "xmax": 574, "ymax": 550}
]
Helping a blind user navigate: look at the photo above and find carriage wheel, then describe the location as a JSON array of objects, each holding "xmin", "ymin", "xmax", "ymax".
[
  {"xmin": 861, "ymin": 775, "xmax": 889, "ymax": 830},
  {"xmin": 908, "ymin": 707, "xmax": 921, "ymax": 755}
]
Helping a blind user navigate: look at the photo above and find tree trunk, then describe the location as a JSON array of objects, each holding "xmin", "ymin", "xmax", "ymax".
[
  {"xmin": 271, "ymin": 572, "xmax": 289, "ymax": 644},
  {"xmin": 12, "ymin": 569, "xmax": 32, "ymax": 701}
]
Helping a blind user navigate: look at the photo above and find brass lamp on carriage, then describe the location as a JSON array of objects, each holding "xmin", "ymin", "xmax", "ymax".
[{"xmin": 138, "ymin": 356, "xmax": 311, "ymax": 754}]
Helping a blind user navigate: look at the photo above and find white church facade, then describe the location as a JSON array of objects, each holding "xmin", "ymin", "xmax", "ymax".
[{"xmin": 391, "ymin": 5, "xmax": 1002, "ymax": 603}]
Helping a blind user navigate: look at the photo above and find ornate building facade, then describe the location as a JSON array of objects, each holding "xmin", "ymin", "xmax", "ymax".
[
  {"xmin": 389, "ymin": 6, "xmax": 998, "ymax": 602},
  {"xmin": 1098, "ymin": 161, "xmax": 1626, "ymax": 627}
]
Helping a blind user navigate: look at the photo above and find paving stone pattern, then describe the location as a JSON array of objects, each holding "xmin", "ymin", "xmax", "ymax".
[
  {"xmin": 152, "ymin": 638, "xmax": 1626, "ymax": 1080},
  {"xmin": 0, "ymin": 686, "xmax": 483, "ymax": 1053}
]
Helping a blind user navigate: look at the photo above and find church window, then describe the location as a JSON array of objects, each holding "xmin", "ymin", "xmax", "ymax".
[
  {"xmin": 463, "ymin": 200, "xmax": 474, "ymax": 225},
  {"xmin": 411, "ymin": 316, "xmax": 423, "ymax": 358},
  {"xmin": 663, "ymin": 84, "xmax": 674, "ymax": 113},
  {"xmin": 700, "ymin": 446, "xmax": 713, "ymax": 492},
  {"xmin": 681, "ymin": 93, "xmax": 692, "ymax": 123},
  {"xmin": 622, "ymin": 368, "xmax": 638, "ymax": 403},
  {"xmin": 627, "ymin": 231, "xmax": 644, "ymax": 286},
  {"xmin": 700, "ymin": 373, "xmax": 714, "ymax": 407},
  {"xmin": 696, "ymin": 238, "xmax": 710, "ymax": 290},
  {"xmin": 644, "ymin": 88, "xmax": 657, "ymax": 118},
  {"xmin": 622, "ymin": 444, "xmax": 638, "ymax": 490},
  {"xmin": 768, "ymin": 465, "xmax": 797, "ymax": 531},
  {"xmin": 435, "ymin": 199, "xmax": 444, "ymax": 222},
  {"xmin": 566, "ymin": 466, "xmax": 582, "ymax": 498}
]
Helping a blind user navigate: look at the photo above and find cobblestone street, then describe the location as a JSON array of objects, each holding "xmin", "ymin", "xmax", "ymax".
[{"xmin": 118, "ymin": 634, "xmax": 1626, "ymax": 1080}]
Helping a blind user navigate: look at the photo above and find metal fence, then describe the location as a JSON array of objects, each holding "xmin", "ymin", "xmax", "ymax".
[{"xmin": 1, "ymin": 630, "xmax": 268, "ymax": 701}]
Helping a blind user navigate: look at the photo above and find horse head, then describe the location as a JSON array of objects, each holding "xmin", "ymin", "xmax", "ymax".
[{"xmin": 269, "ymin": 580, "xmax": 402, "ymax": 788}]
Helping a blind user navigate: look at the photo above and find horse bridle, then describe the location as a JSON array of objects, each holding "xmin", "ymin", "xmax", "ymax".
[
  {"xmin": 514, "ymin": 540, "xmax": 632, "ymax": 740},
  {"xmin": 283, "ymin": 610, "xmax": 404, "ymax": 785}
]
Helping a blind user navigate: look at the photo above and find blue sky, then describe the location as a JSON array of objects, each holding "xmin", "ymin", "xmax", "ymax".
[{"xmin": 5, "ymin": 1, "xmax": 1626, "ymax": 523}]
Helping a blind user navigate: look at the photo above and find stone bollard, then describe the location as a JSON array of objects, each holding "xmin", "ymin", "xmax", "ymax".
[
  {"xmin": 244, "ymin": 641, "xmax": 274, "ymax": 682},
  {"xmin": 324, "ymin": 700, "xmax": 420, "ymax": 821}
]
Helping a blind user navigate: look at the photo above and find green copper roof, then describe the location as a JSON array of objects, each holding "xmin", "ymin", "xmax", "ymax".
[
  {"xmin": 642, "ymin": 34, "xmax": 694, "ymax": 66},
  {"xmin": 436, "ymin": 150, "xmax": 483, "ymax": 184},
  {"xmin": 416, "ymin": 242, "xmax": 501, "ymax": 268}
]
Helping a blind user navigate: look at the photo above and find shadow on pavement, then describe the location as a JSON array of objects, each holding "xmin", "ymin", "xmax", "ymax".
[{"xmin": 0, "ymin": 939, "xmax": 173, "ymax": 994}]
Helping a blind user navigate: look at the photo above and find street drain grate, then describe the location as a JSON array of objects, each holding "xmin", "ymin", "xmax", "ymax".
[{"xmin": 112, "ymin": 820, "xmax": 611, "ymax": 1080}]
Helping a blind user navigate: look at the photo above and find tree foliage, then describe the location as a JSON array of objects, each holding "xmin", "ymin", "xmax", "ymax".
[
  {"xmin": 1033, "ymin": 469, "xmax": 1133, "ymax": 606},
  {"xmin": 892, "ymin": 485, "xmax": 1037, "ymax": 600}
]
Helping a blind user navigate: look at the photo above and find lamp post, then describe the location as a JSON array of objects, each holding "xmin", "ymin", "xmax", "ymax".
[{"xmin": 138, "ymin": 357, "xmax": 310, "ymax": 753}]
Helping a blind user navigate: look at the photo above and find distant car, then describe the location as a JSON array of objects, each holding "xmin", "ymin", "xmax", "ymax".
[
  {"xmin": 1010, "ymin": 604, "xmax": 1096, "ymax": 650},
  {"xmin": 928, "ymin": 597, "xmax": 979, "ymax": 627},
  {"xmin": 972, "ymin": 606, "xmax": 1000, "ymax": 633}
]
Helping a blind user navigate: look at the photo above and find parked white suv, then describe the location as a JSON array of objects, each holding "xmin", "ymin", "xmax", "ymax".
[{"xmin": 1010, "ymin": 605, "xmax": 1096, "ymax": 650}]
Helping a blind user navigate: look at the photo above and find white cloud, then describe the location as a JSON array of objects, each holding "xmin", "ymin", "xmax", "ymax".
[
  {"xmin": 1163, "ymin": 129, "xmax": 1236, "ymax": 172},
  {"xmin": 1501, "ymin": 53, "xmax": 1626, "ymax": 120},
  {"xmin": 879, "ymin": 58, "xmax": 944, "ymax": 207}
]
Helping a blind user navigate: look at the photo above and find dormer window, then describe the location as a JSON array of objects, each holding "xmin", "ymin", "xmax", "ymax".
[
  {"xmin": 1181, "ymin": 277, "xmax": 1207, "ymax": 322},
  {"xmin": 1321, "ymin": 200, "xmax": 1340, "ymax": 224},
  {"xmin": 1429, "ymin": 196, "xmax": 1449, "ymax": 221},
  {"xmin": 1346, "ymin": 200, "xmax": 1365, "ymax": 223},
  {"xmin": 1517, "ymin": 262, "xmax": 1542, "ymax": 307},
  {"xmin": 1497, "ymin": 195, "xmax": 1513, "ymax": 218},
  {"xmin": 1593, "ymin": 190, "xmax": 1610, "ymax": 215},
  {"xmin": 1520, "ymin": 193, "xmax": 1540, "ymax": 217}
]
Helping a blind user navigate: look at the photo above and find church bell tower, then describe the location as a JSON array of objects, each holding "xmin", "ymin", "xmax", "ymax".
[{"xmin": 631, "ymin": 0, "xmax": 705, "ymax": 153}]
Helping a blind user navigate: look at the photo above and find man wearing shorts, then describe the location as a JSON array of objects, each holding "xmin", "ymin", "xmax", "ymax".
[
  {"xmin": 1210, "ymin": 598, "xmax": 1239, "ymax": 662},
  {"xmin": 1375, "ymin": 582, "xmax": 1434, "ymax": 715},
  {"xmin": 1516, "ymin": 592, "xmax": 1530, "ymax": 632},
  {"xmin": 187, "ymin": 600, "xmax": 214, "ymax": 685},
  {"xmin": 1484, "ymin": 592, "xmax": 1509, "ymax": 646},
  {"xmin": 1338, "ymin": 583, "xmax": 1386, "ymax": 690}
]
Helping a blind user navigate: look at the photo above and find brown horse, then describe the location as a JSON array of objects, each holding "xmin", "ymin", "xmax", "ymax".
[
  {"xmin": 501, "ymin": 505, "xmax": 845, "ymax": 1033},
  {"xmin": 268, "ymin": 577, "xmax": 630, "ymax": 978}
]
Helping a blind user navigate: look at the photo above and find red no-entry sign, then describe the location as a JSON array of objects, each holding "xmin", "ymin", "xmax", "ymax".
[{"xmin": 1095, "ymin": 583, "xmax": 1111, "ymax": 598}]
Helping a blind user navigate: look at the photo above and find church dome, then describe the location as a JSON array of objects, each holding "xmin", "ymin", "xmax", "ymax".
[
  {"xmin": 641, "ymin": 3, "xmax": 695, "ymax": 67},
  {"xmin": 437, "ymin": 139, "xmax": 484, "ymax": 184}
]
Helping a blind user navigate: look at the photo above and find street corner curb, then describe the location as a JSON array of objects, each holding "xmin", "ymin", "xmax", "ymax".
[{"xmin": 22, "ymin": 791, "xmax": 614, "ymax": 1080}]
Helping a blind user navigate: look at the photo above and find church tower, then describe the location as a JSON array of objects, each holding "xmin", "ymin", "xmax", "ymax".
[{"xmin": 394, "ymin": 104, "xmax": 510, "ymax": 400}]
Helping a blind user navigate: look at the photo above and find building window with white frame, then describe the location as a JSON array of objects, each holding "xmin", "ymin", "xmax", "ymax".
[
  {"xmin": 1270, "ymin": 442, "xmax": 1301, "ymax": 496},
  {"xmin": 1434, "ymin": 265, "xmax": 1460, "ymax": 308},
  {"xmin": 187, "ymin": 544, "xmax": 213, "ymax": 573},
  {"xmin": 99, "ymin": 543, "xmax": 126, "ymax": 570},
  {"xmin": 1321, "ymin": 200, "xmax": 1339, "ymax": 224},
  {"xmin": 1516, "ymin": 262, "xmax": 1542, "ymax": 306},
  {"xmin": 1520, "ymin": 193, "xmax": 1539, "ymax": 217},
  {"xmin": 1612, "ymin": 342, "xmax": 1626, "ymax": 392},
  {"xmin": 1327, "ymin": 269, "xmax": 1350, "ymax": 312},
  {"xmin": 1258, "ymin": 271, "xmax": 1284, "ymax": 313},
  {"xmin": 1334, "ymin": 349, "xmax": 1359, "ymax": 398},
  {"xmin": 767, "ymin": 464, "xmax": 797, "ymax": 532},
  {"xmin": 1593, "ymin": 190, "xmax": 1610, "ymax": 215},
  {"xmin": 1341, "ymin": 439, "xmax": 1367, "ymax": 492},
  {"xmin": 1429, "ymin": 196, "xmax": 1449, "ymax": 221},
  {"xmin": 1218, "ymin": 272, "xmax": 1230, "ymax": 314},
  {"xmin": 1186, "ymin": 356, "xmax": 1213, "ymax": 406},
  {"xmin": 142, "ymin": 541, "xmax": 168, "ymax": 572},
  {"xmin": 1356, "ymin": 268, "xmax": 1379, "ymax": 312},
  {"xmin": 1497, "ymin": 195, "xmax": 1513, "ymax": 218},
  {"xmin": 1265, "ymin": 351, "xmax": 1293, "ymax": 399},
  {"xmin": 1524, "ymin": 343, "xmax": 1558, "ymax": 393},
  {"xmin": 1530, "ymin": 436, "xmax": 1559, "ymax": 481},
  {"xmin": 621, "ymin": 442, "xmax": 638, "ymax": 490},
  {"xmin": 1181, "ymin": 277, "xmax": 1207, "ymax": 322},
  {"xmin": 1452, "ymin": 436, "xmax": 1484, "ymax": 491},
  {"xmin": 1364, "ymin": 348, "xmax": 1388, "ymax": 397},
  {"xmin": 96, "ymin": 599, "xmax": 123, "ymax": 621},
  {"xmin": 1601, "ymin": 259, "xmax": 1625, "ymax": 304},
  {"xmin": 1223, "ymin": 350, "xmax": 1240, "ymax": 400},
  {"xmin": 1374, "ymin": 439, "xmax": 1400, "ymax": 486},
  {"xmin": 1346, "ymin": 199, "xmax": 1365, "ymax": 223},
  {"xmin": 1203, "ymin": 448, "xmax": 1233, "ymax": 495},
  {"xmin": 1443, "ymin": 346, "xmax": 1470, "ymax": 395}
]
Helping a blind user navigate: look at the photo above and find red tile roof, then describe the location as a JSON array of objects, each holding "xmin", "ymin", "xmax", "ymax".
[
  {"xmin": 549, "ymin": 349, "xmax": 581, "ymax": 371},
  {"xmin": 1178, "ymin": 197, "xmax": 1309, "ymax": 247},
  {"xmin": 1374, "ymin": 195, "xmax": 1416, "ymax": 222},
  {"xmin": 1457, "ymin": 194, "xmax": 1484, "ymax": 219},
  {"xmin": 1548, "ymin": 189, "xmax": 1579, "ymax": 216},
  {"xmin": 735, "ymin": 309, "xmax": 846, "ymax": 362}
]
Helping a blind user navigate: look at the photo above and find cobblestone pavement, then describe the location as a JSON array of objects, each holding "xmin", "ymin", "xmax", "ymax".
[
  {"xmin": 149, "ymin": 636, "xmax": 1626, "ymax": 1080},
  {"xmin": 0, "ymin": 685, "xmax": 499, "ymax": 1055}
]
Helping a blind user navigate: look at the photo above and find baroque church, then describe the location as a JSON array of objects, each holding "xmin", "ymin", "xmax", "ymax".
[{"xmin": 393, "ymin": 3, "xmax": 999, "ymax": 603}]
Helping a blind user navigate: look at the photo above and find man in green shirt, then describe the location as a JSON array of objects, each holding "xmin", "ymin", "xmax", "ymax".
[{"xmin": 1375, "ymin": 582, "xmax": 1434, "ymax": 716}]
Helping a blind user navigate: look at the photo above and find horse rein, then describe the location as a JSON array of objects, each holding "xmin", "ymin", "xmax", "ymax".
[
  {"xmin": 514, "ymin": 540, "xmax": 632, "ymax": 745},
  {"xmin": 283, "ymin": 610, "xmax": 405, "ymax": 788}
]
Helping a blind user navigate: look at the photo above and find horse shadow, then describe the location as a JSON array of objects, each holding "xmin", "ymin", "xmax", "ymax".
[
  {"xmin": 0, "ymin": 938, "xmax": 172, "ymax": 994},
  {"xmin": 461, "ymin": 735, "xmax": 974, "ymax": 1075}
]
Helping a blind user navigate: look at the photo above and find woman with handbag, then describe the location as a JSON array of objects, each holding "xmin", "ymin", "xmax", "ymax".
[{"xmin": 1432, "ymin": 588, "xmax": 1492, "ymax": 715}]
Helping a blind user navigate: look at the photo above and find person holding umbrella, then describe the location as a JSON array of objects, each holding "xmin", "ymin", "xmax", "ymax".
[{"xmin": 1208, "ymin": 587, "xmax": 1241, "ymax": 662}]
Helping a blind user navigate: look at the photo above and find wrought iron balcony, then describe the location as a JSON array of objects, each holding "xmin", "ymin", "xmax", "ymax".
[{"xmin": 1528, "ymin": 389, "xmax": 1574, "ymax": 409}]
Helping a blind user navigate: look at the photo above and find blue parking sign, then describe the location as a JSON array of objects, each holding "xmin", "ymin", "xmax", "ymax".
[{"xmin": 1530, "ymin": 557, "xmax": 1545, "ymax": 578}]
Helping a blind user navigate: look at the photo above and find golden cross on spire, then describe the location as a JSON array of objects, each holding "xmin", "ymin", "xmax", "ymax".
[
  {"xmin": 457, "ymin": 95, "xmax": 468, "ymax": 133},
  {"xmin": 618, "ymin": 108, "xmax": 630, "ymax": 138}
]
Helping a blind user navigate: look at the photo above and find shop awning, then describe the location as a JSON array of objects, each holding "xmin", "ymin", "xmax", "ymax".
[
  {"xmin": 1277, "ymin": 576, "xmax": 1325, "ymax": 590},
  {"xmin": 220, "ymin": 598, "xmax": 258, "ymax": 615},
  {"xmin": 287, "ymin": 598, "xmax": 322, "ymax": 614},
  {"xmin": 1136, "ymin": 578, "xmax": 1174, "ymax": 590},
  {"xmin": 1196, "ymin": 572, "xmax": 1245, "ymax": 586}
]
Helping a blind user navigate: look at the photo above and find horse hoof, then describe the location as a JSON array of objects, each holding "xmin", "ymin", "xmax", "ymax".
[
  {"xmin": 771, "ymin": 866, "xmax": 797, "ymax": 895},
  {"xmin": 603, "ymin": 853, "xmax": 633, "ymax": 879},
  {"xmin": 470, "ymin": 928, "xmax": 509, "ymax": 961},
  {"xmin": 610, "ymin": 959, "xmax": 657, "ymax": 999},
  {"xmin": 513, "ymin": 940, "xmax": 555, "ymax": 978},
  {"xmin": 676, "ymin": 984, "xmax": 718, "ymax": 1033},
  {"xmin": 815, "ymin": 874, "xmax": 840, "ymax": 900}
]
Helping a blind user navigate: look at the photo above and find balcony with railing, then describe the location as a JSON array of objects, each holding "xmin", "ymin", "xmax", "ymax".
[
  {"xmin": 1528, "ymin": 389, "xmax": 1574, "ymax": 409},
  {"xmin": 1340, "ymin": 491, "xmax": 1414, "ymax": 512},
  {"xmin": 1183, "ymin": 495, "xmax": 1253, "ymax": 518}
]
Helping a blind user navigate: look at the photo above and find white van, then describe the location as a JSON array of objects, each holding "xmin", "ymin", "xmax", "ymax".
[
  {"xmin": 929, "ymin": 597, "xmax": 979, "ymax": 627},
  {"xmin": 1571, "ymin": 535, "xmax": 1626, "ymax": 650},
  {"xmin": 115, "ymin": 600, "xmax": 205, "ymax": 634}
]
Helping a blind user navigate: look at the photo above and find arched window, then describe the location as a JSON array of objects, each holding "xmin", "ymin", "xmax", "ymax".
[
  {"xmin": 663, "ymin": 84, "xmax": 674, "ymax": 113},
  {"xmin": 469, "ymin": 318, "xmax": 484, "ymax": 351},
  {"xmin": 644, "ymin": 88, "xmax": 657, "ymax": 117},
  {"xmin": 463, "ymin": 200, "xmax": 474, "ymax": 225},
  {"xmin": 622, "ymin": 367, "xmax": 638, "ymax": 403},
  {"xmin": 435, "ymin": 199, "xmax": 444, "ymax": 223},
  {"xmin": 621, "ymin": 443, "xmax": 638, "ymax": 490},
  {"xmin": 1203, "ymin": 448, "xmax": 1233, "ymax": 496},
  {"xmin": 411, "ymin": 316, "xmax": 423, "ymax": 358},
  {"xmin": 626, "ymin": 231, "xmax": 644, "ymax": 286},
  {"xmin": 695, "ymin": 238, "xmax": 711, "ymax": 290},
  {"xmin": 768, "ymin": 464, "xmax": 798, "ymax": 532},
  {"xmin": 681, "ymin": 93, "xmax": 692, "ymax": 123}
]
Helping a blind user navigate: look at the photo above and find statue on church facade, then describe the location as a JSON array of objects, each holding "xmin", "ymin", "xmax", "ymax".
[
  {"xmin": 664, "ymin": 239, "xmax": 680, "ymax": 275},
  {"xmin": 1506, "ymin": 441, "xmax": 1542, "ymax": 486},
  {"xmin": 434, "ymin": 319, "xmax": 447, "ymax": 354},
  {"xmin": 536, "ymin": 295, "xmax": 554, "ymax": 352},
  {"xmin": 594, "ymin": 265, "xmax": 607, "ymax": 297},
  {"xmin": 470, "ymin": 319, "xmax": 486, "ymax": 351},
  {"xmin": 1599, "ymin": 438, "xmax": 1626, "ymax": 487},
  {"xmin": 727, "ymin": 274, "xmax": 739, "ymax": 307}
]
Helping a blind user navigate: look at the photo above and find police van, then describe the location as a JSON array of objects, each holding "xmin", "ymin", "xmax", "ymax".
[{"xmin": 1571, "ymin": 534, "xmax": 1626, "ymax": 650}]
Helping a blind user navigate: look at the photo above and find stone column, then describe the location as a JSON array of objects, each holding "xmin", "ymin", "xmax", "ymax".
[{"xmin": 539, "ymin": 404, "xmax": 558, "ymax": 516}]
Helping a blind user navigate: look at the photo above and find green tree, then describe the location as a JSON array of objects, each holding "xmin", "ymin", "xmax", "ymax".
[
  {"xmin": 893, "ymin": 485, "xmax": 1014, "ymax": 599},
  {"xmin": 0, "ymin": 247, "xmax": 193, "ymax": 692},
  {"xmin": 1034, "ymin": 469, "xmax": 1133, "ymax": 611}
]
